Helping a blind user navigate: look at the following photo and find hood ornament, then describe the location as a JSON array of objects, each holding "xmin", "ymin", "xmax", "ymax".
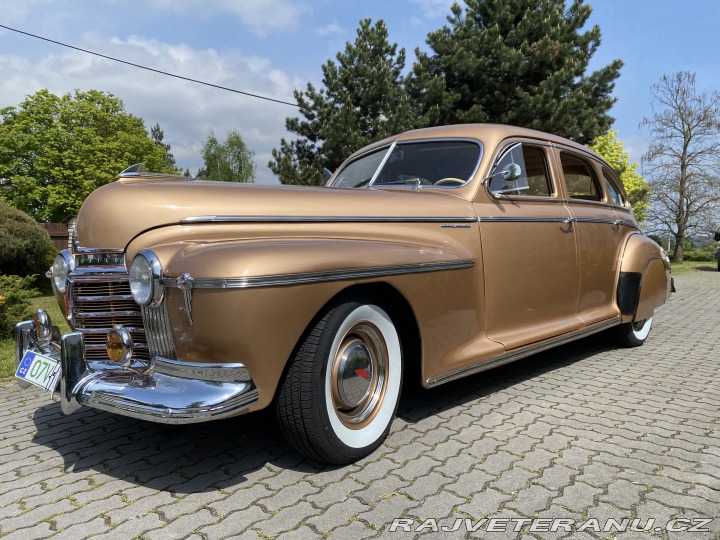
[{"xmin": 176, "ymin": 272, "xmax": 195, "ymax": 325}]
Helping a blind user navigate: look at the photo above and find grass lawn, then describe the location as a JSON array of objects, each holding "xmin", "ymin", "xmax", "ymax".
[
  {"xmin": 0, "ymin": 295, "xmax": 70, "ymax": 379},
  {"xmin": 669, "ymin": 260, "xmax": 718, "ymax": 274}
]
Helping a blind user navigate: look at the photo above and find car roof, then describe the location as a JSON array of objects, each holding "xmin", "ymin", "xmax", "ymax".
[{"xmin": 346, "ymin": 123, "xmax": 603, "ymax": 163}]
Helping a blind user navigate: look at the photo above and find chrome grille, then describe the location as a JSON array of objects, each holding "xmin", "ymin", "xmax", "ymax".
[
  {"xmin": 142, "ymin": 305, "xmax": 177, "ymax": 359},
  {"xmin": 70, "ymin": 274, "xmax": 175, "ymax": 361}
]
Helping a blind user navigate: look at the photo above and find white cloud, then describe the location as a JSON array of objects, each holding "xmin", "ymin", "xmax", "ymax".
[
  {"xmin": 146, "ymin": 0, "xmax": 311, "ymax": 37},
  {"xmin": 408, "ymin": 0, "xmax": 455, "ymax": 20},
  {"xmin": 0, "ymin": 0, "xmax": 58, "ymax": 25},
  {"xmin": 316, "ymin": 20, "xmax": 345, "ymax": 37},
  {"xmin": 0, "ymin": 34, "xmax": 302, "ymax": 183}
]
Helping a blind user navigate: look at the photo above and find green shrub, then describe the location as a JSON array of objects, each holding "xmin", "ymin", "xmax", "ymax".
[
  {"xmin": 683, "ymin": 249, "xmax": 715, "ymax": 262},
  {"xmin": 0, "ymin": 200, "xmax": 55, "ymax": 277},
  {"xmin": 0, "ymin": 275, "xmax": 40, "ymax": 338}
]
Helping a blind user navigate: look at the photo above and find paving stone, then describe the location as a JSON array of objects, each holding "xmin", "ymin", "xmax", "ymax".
[
  {"xmin": 326, "ymin": 519, "xmax": 377, "ymax": 539},
  {"xmin": 399, "ymin": 471, "xmax": 453, "ymax": 501},
  {"xmin": 252, "ymin": 501, "xmax": 319, "ymax": 537},
  {"xmin": 357, "ymin": 493, "xmax": 419, "ymax": 529},
  {"xmin": 0, "ymin": 272, "xmax": 717, "ymax": 540},
  {"xmin": 456, "ymin": 487, "xmax": 512, "ymax": 518},
  {"xmin": 408, "ymin": 490, "xmax": 466, "ymax": 520},
  {"xmin": 198, "ymin": 505, "xmax": 270, "ymax": 539},
  {"xmin": 443, "ymin": 467, "xmax": 493, "ymax": 499},
  {"xmin": 306, "ymin": 497, "xmax": 370, "ymax": 533}
]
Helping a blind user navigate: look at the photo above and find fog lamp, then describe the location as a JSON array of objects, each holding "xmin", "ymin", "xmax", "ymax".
[
  {"xmin": 33, "ymin": 308, "xmax": 52, "ymax": 343},
  {"xmin": 106, "ymin": 326, "xmax": 133, "ymax": 366}
]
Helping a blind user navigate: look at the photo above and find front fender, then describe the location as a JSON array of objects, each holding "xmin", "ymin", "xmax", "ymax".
[
  {"xmin": 126, "ymin": 237, "xmax": 476, "ymax": 411},
  {"xmin": 617, "ymin": 233, "xmax": 671, "ymax": 322},
  {"xmin": 152, "ymin": 237, "xmax": 474, "ymax": 281}
]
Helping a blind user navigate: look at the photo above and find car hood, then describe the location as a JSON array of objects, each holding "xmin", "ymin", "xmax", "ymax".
[{"xmin": 76, "ymin": 177, "xmax": 478, "ymax": 249}]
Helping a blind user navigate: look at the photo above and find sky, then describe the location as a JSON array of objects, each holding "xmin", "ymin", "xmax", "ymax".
[{"xmin": 0, "ymin": 0, "xmax": 719, "ymax": 184}]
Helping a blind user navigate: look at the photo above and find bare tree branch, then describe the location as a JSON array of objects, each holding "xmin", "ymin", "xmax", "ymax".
[{"xmin": 640, "ymin": 71, "xmax": 720, "ymax": 260}]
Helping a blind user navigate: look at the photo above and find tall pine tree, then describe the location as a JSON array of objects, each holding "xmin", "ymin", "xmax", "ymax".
[
  {"xmin": 409, "ymin": 0, "xmax": 622, "ymax": 144},
  {"xmin": 269, "ymin": 19, "xmax": 418, "ymax": 185}
]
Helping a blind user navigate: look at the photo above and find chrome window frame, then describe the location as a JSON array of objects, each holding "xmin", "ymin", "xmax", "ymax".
[{"xmin": 483, "ymin": 140, "xmax": 560, "ymax": 202}]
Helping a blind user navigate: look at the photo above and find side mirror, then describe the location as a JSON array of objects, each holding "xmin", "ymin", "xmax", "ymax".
[{"xmin": 501, "ymin": 163, "xmax": 522, "ymax": 182}]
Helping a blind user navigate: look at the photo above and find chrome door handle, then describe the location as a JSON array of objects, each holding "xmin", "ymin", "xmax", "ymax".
[{"xmin": 562, "ymin": 218, "xmax": 575, "ymax": 232}]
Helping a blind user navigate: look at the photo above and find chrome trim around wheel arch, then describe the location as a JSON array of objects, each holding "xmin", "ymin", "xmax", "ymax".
[
  {"xmin": 163, "ymin": 260, "xmax": 475, "ymax": 290},
  {"xmin": 426, "ymin": 318, "xmax": 621, "ymax": 387}
]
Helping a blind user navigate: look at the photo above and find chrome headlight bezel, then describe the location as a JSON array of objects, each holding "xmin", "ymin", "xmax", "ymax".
[
  {"xmin": 51, "ymin": 250, "xmax": 74, "ymax": 294},
  {"xmin": 129, "ymin": 249, "xmax": 164, "ymax": 307}
]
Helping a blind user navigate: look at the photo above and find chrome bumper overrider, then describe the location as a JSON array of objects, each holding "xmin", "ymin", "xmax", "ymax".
[{"xmin": 16, "ymin": 320, "xmax": 259, "ymax": 424}]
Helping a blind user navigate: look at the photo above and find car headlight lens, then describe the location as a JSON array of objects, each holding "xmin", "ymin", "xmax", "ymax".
[
  {"xmin": 129, "ymin": 250, "xmax": 164, "ymax": 306},
  {"xmin": 52, "ymin": 252, "xmax": 72, "ymax": 294}
]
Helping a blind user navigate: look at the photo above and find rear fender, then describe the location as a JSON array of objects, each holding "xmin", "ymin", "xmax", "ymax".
[{"xmin": 617, "ymin": 234, "xmax": 671, "ymax": 323}]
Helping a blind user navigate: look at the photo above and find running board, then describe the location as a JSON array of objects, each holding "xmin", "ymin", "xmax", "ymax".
[{"xmin": 425, "ymin": 318, "xmax": 621, "ymax": 388}]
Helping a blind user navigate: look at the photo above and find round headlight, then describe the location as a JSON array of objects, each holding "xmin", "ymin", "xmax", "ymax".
[
  {"xmin": 129, "ymin": 250, "xmax": 164, "ymax": 306},
  {"xmin": 52, "ymin": 251, "xmax": 72, "ymax": 294}
]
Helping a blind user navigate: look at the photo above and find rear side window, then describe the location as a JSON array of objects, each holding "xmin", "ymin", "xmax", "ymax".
[
  {"xmin": 560, "ymin": 153, "xmax": 601, "ymax": 201},
  {"xmin": 602, "ymin": 168, "xmax": 626, "ymax": 207}
]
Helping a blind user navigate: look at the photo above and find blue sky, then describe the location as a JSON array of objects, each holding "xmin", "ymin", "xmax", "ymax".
[{"xmin": 1, "ymin": 0, "xmax": 718, "ymax": 183}]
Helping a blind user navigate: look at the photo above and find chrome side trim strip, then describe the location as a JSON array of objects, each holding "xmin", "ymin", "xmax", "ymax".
[
  {"xmin": 180, "ymin": 215, "xmax": 478, "ymax": 224},
  {"xmin": 426, "ymin": 318, "xmax": 621, "ymax": 388},
  {"xmin": 164, "ymin": 260, "xmax": 475, "ymax": 290},
  {"xmin": 478, "ymin": 217, "xmax": 571, "ymax": 224},
  {"xmin": 476, "ymin": 216, "xmax": 638, "ymax": 229},
  {"xmin": 154, "ymin": 357, "xmax": 252, "ymax": 382}
]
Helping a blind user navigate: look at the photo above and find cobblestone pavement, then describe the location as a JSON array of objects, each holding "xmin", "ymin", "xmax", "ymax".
[{"xmin": 1, "ymin": 271, "xmax": 719, "ymax": 540}]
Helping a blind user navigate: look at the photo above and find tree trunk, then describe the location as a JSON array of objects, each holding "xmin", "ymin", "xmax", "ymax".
[{"xmin": 672, "ymin": 238, "xmax": 684, "ymax": 262}]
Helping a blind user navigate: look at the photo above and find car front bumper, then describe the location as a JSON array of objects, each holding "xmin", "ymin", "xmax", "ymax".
[{"xmin": 16, "ymin": 319, "xmax": 259, "ymax": 424}]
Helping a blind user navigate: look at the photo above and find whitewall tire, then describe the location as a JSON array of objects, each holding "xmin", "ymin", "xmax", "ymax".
[{"xmin": 276, "ymin": 300, "xmax": 403, "ymax": 464}]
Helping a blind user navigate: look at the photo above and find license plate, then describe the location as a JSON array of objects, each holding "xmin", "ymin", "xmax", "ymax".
[{"xmin": 16, "ymin": 351, "xmax": 61, "ymax": 393}]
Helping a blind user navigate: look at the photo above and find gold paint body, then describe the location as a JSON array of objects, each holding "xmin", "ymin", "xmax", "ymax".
[{"xmin": 73, "ymin": 124, "xmax": 671, "ymax": 413}]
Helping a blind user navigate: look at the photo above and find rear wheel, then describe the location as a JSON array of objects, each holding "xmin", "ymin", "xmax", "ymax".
[
  {"xmin": 276, "ymin": 301, "xmax": 402, "ymax": 464},
  {"xmin": 611, "ymin": 316, "xmax": 653, "ymax": 347}
]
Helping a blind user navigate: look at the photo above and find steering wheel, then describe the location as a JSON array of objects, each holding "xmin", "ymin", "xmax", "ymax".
[{"xmin": 434, "ymin": 177, "xmax": 465, "ymax": 186}]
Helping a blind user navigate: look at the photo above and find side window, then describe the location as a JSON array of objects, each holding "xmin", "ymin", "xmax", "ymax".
[
  {"xmin": 602, "ymin": 168, "xmax": 626, "ymax": 207},
  {"xmin": 488, "ymin": 144, "xmax": 552, "ymax": 197},
  {"xmin": 560, "ymin": 153, "xmax": 602, "ymax": 201}
]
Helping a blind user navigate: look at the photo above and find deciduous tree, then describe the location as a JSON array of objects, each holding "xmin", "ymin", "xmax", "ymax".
[
  {"xmin": 409, "ymin": 0, "xmax": 622, "ymax": 144},
  {"xmin": 590, "ymin": 131, "xmax": 650, "ymax": 226},
  {"xmin": 641, "ymin": 72, "xmax": 720, "ymax": 261},
  {"xmin": 0, "ymin": 89, "xmax": 174, "ymax": 222},
  {"xmin": 269, "ymin": 18, "xmax": 418, "ymax": 185},
  {"xmin": 197, "ymin": 129, "xmax": 256, "ymax": 183}
]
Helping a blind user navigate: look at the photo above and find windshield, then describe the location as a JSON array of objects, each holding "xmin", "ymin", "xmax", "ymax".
[{"xmin": 329, "ymin": 140, "xmax": 482, "ymax": 189}]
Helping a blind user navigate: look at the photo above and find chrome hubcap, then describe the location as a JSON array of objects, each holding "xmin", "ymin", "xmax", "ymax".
[
  {"xmin": 331, "ymin": 323, "xmax": 388, "ymax": 427},
  {"xmin": 336, "ymin": 340, "xmax": 373, "ymax": 408}
]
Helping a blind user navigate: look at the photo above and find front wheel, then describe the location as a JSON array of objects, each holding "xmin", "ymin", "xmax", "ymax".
[
  {"xmin": 276, "ymin": 301, "xmax": 402, "ymax": 464},
  {"xmin": 610, "ymin": 316, "xmax": 653, "ymax": 348}
]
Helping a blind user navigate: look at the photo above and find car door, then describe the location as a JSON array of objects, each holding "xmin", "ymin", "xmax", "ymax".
[
  {"xmin": 476, "ymin": 141, "xmax": 583, "ymax": 350},
  {"xmin": 556, "ymin": 149, "xmax": 624, "ymax": 325}
]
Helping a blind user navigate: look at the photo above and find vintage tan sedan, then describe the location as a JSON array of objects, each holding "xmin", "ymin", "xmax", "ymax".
[{"xmin": 16, "ymin": 124, "xmax": 672, "ymax": 464}]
